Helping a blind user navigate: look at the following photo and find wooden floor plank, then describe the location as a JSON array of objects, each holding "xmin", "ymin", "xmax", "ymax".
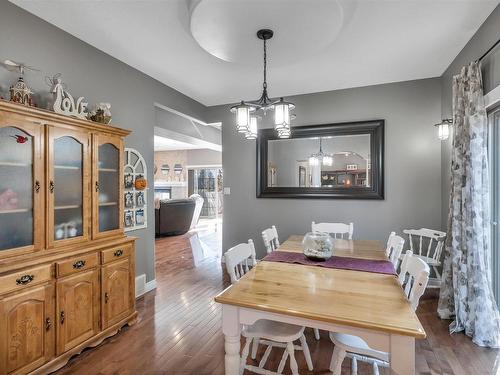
[{"xmin": 54, "ymin": 231, "xmax": 500, "ymax": 375}]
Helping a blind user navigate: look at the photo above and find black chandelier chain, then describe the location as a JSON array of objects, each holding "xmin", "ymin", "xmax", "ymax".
[
  {"xmin": 263, "ymin": 38, "xmax": 267, "ymax": 90},
  {"xmin": 253, "ymin": 35, "xmax": 273, "ymax": 109}
]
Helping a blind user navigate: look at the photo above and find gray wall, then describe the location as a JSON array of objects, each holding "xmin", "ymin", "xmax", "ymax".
[
  {"xmin": 0, "ymin": 1, "xmax": 207, "ymax": 282},
  {"xmin": 207, "ymin": 78, "xmax": 442, "ymax": 258},
  {"xmin": 440, "ymin": 4, "xmax": 500, "ymax": 229}
]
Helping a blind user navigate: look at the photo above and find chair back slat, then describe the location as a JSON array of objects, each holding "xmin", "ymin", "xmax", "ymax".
[
  {"xmin": 398, "ymin": 250, "xmax": 430, "ymax": 310},
  {"xmin": 426, "ymin": 238, "xmax": 433, "ymax": 258},
  {"xmin": 311, "ymin": 222, "xmax": 354, "ymax": 240},
  {"xmin": 224, "ymin": 240, "xmax": 257, "ymax": 284},
  {"xmin": 262, "ymin": 225, "xmax": 280, "ymax": 254},
  {"xmin": 385, "ymin": 232, "xmax": 405, "ymax": 269}
]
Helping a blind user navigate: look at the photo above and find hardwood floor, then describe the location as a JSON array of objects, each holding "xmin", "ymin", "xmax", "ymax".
[{"xmin": 55, "ymin": 232, "xmax": 500, "ymax": 375}]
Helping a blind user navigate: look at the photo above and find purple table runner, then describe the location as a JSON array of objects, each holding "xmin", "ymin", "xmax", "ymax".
[{"xmin": 262, "ymin": 251, "xmax": 396, "ymax": 275}]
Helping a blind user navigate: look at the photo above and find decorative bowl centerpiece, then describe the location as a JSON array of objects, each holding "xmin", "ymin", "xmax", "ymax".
[{"xmin": 302, "ymin": 231, "xmax": 334, "ymax": 261}]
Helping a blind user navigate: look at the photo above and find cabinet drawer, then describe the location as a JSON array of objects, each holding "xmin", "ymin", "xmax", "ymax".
[
  {"xmin": 56, "ymin": 253, "xmax": 99, "ymax": 278},
  {"xmin": 0, "ymin": 264, "xmax": 52, "ymax": 295},
  {"xmin": 101, "ymin": 244, "xmax": 132, "ymax": 264}
]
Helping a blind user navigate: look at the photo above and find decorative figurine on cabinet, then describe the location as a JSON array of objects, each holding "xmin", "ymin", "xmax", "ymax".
[
  {"xmin": 4, "ymin": 60, "xmax": 36, "ymax": 106},
  {"xmin": 47, "ymin": 73, "xmax": 88, "ymax": 119}
]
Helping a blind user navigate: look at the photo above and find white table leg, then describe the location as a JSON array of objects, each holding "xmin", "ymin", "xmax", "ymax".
[
  {"xmin": 390, "ymin": 334, "xmax": 414, "ymax": 375},
  {"xmin": 222, "ymin": 305, "xmax": 241, "ymax": 375}
]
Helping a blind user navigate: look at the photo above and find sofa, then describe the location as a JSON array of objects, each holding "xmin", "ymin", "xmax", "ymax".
[{"xmin": 155, "ymin": 194, "xmax": 204, "ymax": 236}]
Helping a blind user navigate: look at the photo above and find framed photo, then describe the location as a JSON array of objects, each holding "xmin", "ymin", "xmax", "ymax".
[
  {"xmin": 136, "ymin": 192, "xmax": 145, "ymax": 207},
  {"xmin": 124, "ymin": 174, "xmax": 134, "ymax": 189},
  {"xmin": 124, "ymin": 192, "xmax": 134, "ymax": 208},
  {"xmin": 135, "ymin": 209, "xmax": 145, "ymax": 225},
  {"xmin": 124, "ymin": 210, "xmax": 134, "ymax": 227}
]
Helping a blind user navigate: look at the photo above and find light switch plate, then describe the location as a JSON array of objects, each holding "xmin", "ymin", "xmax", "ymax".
[{"xmin": 223, "ymin": 187, "xmax": 231, "ymax": 195}]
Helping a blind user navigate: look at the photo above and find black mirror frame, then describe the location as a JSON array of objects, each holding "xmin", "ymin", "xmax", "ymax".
[{"xmin": 256, "ymin": 119, "xmax": 385, "ymax": 199}]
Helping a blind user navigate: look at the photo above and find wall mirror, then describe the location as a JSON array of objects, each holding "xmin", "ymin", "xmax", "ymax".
[{"xmin": 257, "ymin": 120, "xmax": 384, "ymax": 199}]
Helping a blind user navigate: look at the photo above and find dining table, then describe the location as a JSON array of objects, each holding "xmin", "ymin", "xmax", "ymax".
[{"xmin": 214, "ymin": 235, "xmax": 426, "ymax": 375}]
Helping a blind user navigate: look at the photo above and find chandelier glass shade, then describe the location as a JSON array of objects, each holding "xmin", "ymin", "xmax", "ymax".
[
  {"xmin": 309, "ymin": 138, "xmax": 333, "ymax": 166},
  {"xmin": 230, "ymin": 29, "xmax": 295, "ymax": 139},
  {"xmin": 230, "ymin": 101, "xmax": 256, "ymax": 133},
  {"xmin": 274, "ymin": 98, "xmax": 294, "ymax": 129},
  {"xmin": 245, "ymin": 115, "xmax": 258, "ymax": 140}
]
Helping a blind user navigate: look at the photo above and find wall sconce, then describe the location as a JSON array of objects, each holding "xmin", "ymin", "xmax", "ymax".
[
  {"xmin": 174, "ymin": 164, "xmax": 183, "ymax": 175},
  {"xmin": 435, "ymin": 118, "xmax": 453, "ymax": 141},
  {"xmin": 161, "ymin": 164, "xmax": 170, "ymax": 175}
]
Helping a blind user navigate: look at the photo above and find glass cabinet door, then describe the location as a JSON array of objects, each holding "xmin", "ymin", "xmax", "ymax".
[
  {"xmin": 93, "ymin": 135, "xmax": 123, "ymax": 238},
  {"xmin": 0, "ymin": 123, "xmax": 42, "ymax": 254},
  {"xmin": 47, "ymin": 127, "xmax": 90, "ymax": 247}
]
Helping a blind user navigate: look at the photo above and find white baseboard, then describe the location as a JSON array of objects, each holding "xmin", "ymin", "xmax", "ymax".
[
  {"xmin": 135, "ymin": 274, "xmax": 157, "ymax": 298},
  {"xmin": 145, "ymin": 279, "xmax": 157, "ymax": 293}
]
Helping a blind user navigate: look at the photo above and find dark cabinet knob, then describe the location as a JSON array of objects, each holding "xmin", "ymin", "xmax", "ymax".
[
  {"xmin": 49, "ymin": 180, "xmax": 55, "ymax": 193},
  {"xmin": 60, "ymin": 311, "xmax": 65, "ymax": 325},
  {"xmin": 73, "ymin": 260, "xmax": 86, "ymax": 269},
  {"xmin": 105, "ymin": 292, "xmax": 109, "ymax": 304},
  {"xmin": 16, "ymin": 274, "xmax": 34, "ymax": 285},
  {"xmin": 34, "ymin": 180, "xmax": 40, "ymax": 193},
  {"xmin": 114, "ymin": 249, "xmax": 123, "ymax": 257},
  {"xmin": 45, "ymin": 317, "xmax": 51, "ymax": 331}
]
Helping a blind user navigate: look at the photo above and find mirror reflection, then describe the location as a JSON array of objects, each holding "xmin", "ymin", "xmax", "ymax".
[{"xmin": 267, "ymin": 134, "xmax": 371, "ymax": 188}]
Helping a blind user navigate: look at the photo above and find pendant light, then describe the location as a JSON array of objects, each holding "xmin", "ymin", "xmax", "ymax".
[
  {"xmin": 434, "ymin": 118, "xmax": 453, "ymax": 140},
  {"xmin": 230, "ymin": 29, "xmax": 295, "ymax": 139}
]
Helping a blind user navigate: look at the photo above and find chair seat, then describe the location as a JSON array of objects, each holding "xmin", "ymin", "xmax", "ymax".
[
  {"xmin": 414, "ymin": 254, "xmax": 441, "ymax": 266},
  {"xmin": 329, "ymin": 332, "xmax": 389, "ymax": 363},
  {"xmin": 243, "ymin": 320, "xmax": 305, "ymax": 342}
]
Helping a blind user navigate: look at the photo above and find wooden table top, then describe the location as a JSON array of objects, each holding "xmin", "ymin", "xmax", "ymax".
[
  {"xmin": 215, "ymin": 235, "xmax": 426, "ymax": 339},
  {"xmin": 279, "ymin": 235, "xmax": 388, "ymax": 260}
]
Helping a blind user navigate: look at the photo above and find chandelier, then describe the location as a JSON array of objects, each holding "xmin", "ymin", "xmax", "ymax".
[
  {"xmin": 230, "ymin": 29, "xmax": 295, "ymax": 140},
  {"xmin": 309, "ymin": 138, "xmax": 333, "ymax": 166}
]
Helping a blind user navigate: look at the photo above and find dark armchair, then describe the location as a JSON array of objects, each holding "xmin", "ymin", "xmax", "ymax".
[{"xmin": 155, "ymin": 198, "xmax": 196, "ymax": 236}]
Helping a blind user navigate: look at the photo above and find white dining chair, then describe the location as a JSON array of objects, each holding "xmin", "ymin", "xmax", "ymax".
[
  {"xmin": 403, "ymin": 228, "xmax": 446, "ymax": 288},
  {"xmin": 311, "ymin": 222, "xmax": 354, "ymax": 239},
  {"xmin": 385, "ymin": 231, "xmax": 405, "ymax": 270},
  {"xmin": 328, "ymin": 251, "xmax": 430, "ymax": 375},
  {"xmin": 224, "ymin": 240, "xmax": 313, "ymax": 375},
  {"xmin": 262, "ymin": 225, "xmax": 280, "ymax": 254}
]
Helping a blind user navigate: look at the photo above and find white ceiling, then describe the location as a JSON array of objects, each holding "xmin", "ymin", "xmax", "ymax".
[
  {"xmin": 12, "ymin": 0, "xmax": 499, "ymax": 106},
  {"xmin": 154, "ymin": 135, "xmax": 205, "ymax": 151}
]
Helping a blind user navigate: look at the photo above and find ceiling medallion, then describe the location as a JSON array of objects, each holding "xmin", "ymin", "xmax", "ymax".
[{"xmin": 230, "ymin": 29, "xmax": 295, "ymax": 140}]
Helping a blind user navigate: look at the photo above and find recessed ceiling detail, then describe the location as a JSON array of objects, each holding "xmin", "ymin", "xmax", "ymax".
[
  {"xmin": 10, "ymin": 0, "xmax": 500, "ymax": 106},
  {"xmin": 189, "ymin": 0, "xmax": 344, "ymax": 64}
]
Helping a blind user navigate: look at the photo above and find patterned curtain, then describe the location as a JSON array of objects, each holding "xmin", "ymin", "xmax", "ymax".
[{"xmin": 437, "ymin": 62, "xmax": 500, "ymax": 348}]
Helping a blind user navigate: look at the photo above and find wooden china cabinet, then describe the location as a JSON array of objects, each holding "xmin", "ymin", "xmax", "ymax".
[{"xmin": 0, "ymin": 101, "xmax": 137, "ymax": 375}]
